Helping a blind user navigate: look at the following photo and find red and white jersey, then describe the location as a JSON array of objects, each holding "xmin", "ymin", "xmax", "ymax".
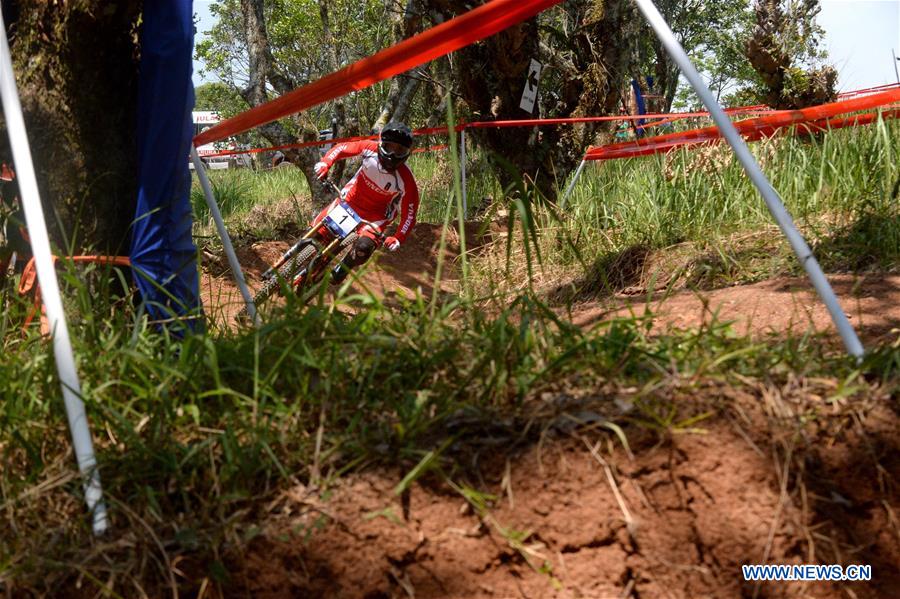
[{"xmin": 320, "ymin": 140, "xmax": 419, "ymax": 243}]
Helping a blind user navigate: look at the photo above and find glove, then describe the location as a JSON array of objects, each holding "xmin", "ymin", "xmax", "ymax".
[
  {"xmin": 384, "ymin": 236, "xmax": 401, "ymax": 252},
  {"xmin": 314, "ymin": 161, "xmax": 329, "ymax": 180}
]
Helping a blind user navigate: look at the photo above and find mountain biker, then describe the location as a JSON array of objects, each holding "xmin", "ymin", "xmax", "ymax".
[{"xmin": 312, "ymin": 122, "xmax": 419, "ymax": 284}]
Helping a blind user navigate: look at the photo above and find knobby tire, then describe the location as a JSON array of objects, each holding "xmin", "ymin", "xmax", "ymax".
[
  {"xmin": 254, "ymin": 243, "xmax": 319, "ymax": 307},
  {"xmin": 237, "ymin": 232, "xmax": 359, "ymax": 320}
]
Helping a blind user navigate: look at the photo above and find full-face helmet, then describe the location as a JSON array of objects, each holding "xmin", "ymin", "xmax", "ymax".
[{"xmin": 378, "ymin": 122, "xmax": 414, "ymax": 170}]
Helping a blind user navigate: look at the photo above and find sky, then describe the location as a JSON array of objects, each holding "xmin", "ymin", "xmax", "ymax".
[
  {"xmin": 191, "ymin": 0, "xmax": 900, "ymax": 93},
  {"xmin": 192, "ymin": 0, "xmax": 217, "ymax": 85},
  {"xmin": 819, "ymin": 0, "xmax": 900, "ymax": 91}
]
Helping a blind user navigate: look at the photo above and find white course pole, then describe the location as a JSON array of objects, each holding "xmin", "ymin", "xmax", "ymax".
[
  {"xmin": 560, "ymin": 158, "xmax": 587, "ymax": 209},
  {"xmin": 634, "ymin": 0, "xmax": 865, "ymax": 359},
  {"xmin": 191, "ymin": 146, "xmax": 259, "ymax": 325},
  {"xmin": 0, "ymin": 8, "xmax": 108, "ymax": 534},
  {"xmin": 460, "ymin": 128, "xmax": 468, "ymax": 215}
]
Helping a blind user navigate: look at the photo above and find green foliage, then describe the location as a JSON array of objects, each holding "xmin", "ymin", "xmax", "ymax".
[
  {"xmin": 669, "ymin": 1, "xmax": 837, "ymax": 110},
  {"xmin": 195, "ymin": 0, "xmax": 394, "ymax": 129},
  {"xmin": 194, "ymin": 82, "xmax": 248, "ymax": 116},
  {"xmin": 743, "ymin": 0, "xmax": 837, "ymax": 108},
  {"xmin": 756, "ymin": 0, "xmax": 830, "ymax": 66},
  {"xmin": 633, "ymin": 0, "xmax": 753, "ymax": 111},
  {"xmin": 189, "ymin": 165, "xmax": 311, "ymax": 238}
]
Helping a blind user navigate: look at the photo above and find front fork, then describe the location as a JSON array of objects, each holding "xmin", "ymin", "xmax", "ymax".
[{"xmin": 294, "ymin": 235, "xmax": 343, "ymax": 286}]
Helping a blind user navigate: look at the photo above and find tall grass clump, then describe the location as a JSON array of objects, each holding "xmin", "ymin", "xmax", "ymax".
[
  {"xmin": 557, "ymin": 116, "xmax": 900, "ymax": 267},
  {"xmin": 190, "ymin": 165, "xmax": 310, "ymax": 226},
  {"xmin": 461, "ymin": 114, "xmax": 900, "ymax": 300},
  {"xmin": 407, "ymin": 146, "xmax": 505, "ymax": 224}
]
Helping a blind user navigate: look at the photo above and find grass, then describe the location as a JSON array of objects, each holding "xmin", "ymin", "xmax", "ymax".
[
  {"xmin": 557, "ymin": 117, "xmax": 900, "ymax": 268},
  {"xmin": 191, "ymin": 165, "xmax": 312, "ymax": 240},
  {"xmin": 2, "ymin": 113, "xmax": 899, "ymax": 595},
  {"xmin": 458, "ymin": 116, "xmax": 900, "ymax": 300},
  {"xmin": 2, "ymin": 255, "xmax": 897, "ymax": 594}
]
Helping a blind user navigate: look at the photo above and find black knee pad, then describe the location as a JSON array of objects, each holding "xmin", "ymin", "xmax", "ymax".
[{"xmin": 347, "ymin": 235, "xmax": 377, "ymax": 266}]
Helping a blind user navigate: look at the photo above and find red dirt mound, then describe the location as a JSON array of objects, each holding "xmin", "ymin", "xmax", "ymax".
[
  {"xmin": 195, "ymin": 228, "xmax": 900, "ymax": 597},
  {"xmin": 229, "ymin": 400, "xmax": 899, "ymax": 598}
]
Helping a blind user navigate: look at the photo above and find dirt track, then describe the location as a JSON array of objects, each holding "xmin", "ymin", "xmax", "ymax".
[
  {"xmin": 203, "ymin": 223, "xmax": 900, "ymax": 346},
  {"xmin": 572, "ymin": 274, "xmax": 900, "ymax": 346},
  {"xmin": 200, "ymin": 222, "xmax": 480, "ymax": 326}
]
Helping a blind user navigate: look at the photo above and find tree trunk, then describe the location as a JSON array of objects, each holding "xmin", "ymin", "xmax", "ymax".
[
  {"xmin": 746, "ymin": 0, "xmax": 836, "ymax": 109},
  {"xmin": 318, "ymin": 0, "xmax": 353, "ymax": 184},
  {"xmin": 426, "ymin": 0, "xmax": 635, "ymax": 204},
  {"xmin": 372, "ymin": 0, "xmax": 425, "ymax": 130},
  {"xmin": 240, "ymin": 0, "xmax": 333, "ymax": 208},
  {"xmin": 0, "ymin": 1, "xmax": 142, "ymax": 254},
  {"xmin": 374, "ymin": 71, "xmax": 423, "ymax": 131}
]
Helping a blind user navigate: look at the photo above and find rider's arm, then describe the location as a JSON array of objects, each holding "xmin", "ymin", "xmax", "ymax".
[
  {"xmin": 393, "ymin": 166, "xmax": 420, "ymax": 244},
  {"xmin": 320, "ymin": 139, "xmax": 378, "ymax": 168}
]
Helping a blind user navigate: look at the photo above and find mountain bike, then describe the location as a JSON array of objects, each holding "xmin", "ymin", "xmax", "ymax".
[{"xmin": 240, "ymin": 196, "xmax": 385, "ymax": 317}]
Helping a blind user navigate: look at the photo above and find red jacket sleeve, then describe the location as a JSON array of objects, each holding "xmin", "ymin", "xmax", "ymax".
[
  {"xmin": 321, "ymin": 139, "xmax": 378, "ymax": 167},
  {"xmin": 394, "ymin": 165, "xmax": 419, "ymax": 243}
]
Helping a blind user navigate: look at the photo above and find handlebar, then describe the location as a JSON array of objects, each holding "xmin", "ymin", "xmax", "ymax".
[
  {"xmin": 326, "ymin": 179, "xmax": 342, "ymax": 195},
  {"xmin": 356, "ymin": 218, "xmax": 386, "ymax": 241}
]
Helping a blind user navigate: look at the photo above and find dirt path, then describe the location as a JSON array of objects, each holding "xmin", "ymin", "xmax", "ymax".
[
  {"xmin": 202, "ymin": 222, "xmax": 900, "ymax": 345},
  {"xmin": 570, "ymin": 274, "xmax": 900, "ymax": 346},
  {"xmin": 200, "ymin": 222, "xmax": 482, "ymax": 327}
]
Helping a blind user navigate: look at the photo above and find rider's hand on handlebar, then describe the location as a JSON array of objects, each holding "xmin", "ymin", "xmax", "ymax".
[
  {"xmin": 384, "ymin": 236, "xmax": 401, "ymax": 252},
  {"xmin": 314, "ymin": 161, "xmax": 329, "ymax": 180}
]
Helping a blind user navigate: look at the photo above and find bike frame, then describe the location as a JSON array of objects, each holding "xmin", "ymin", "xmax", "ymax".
[{"xmin": 261, "ymin": 204, "xmax": 383, "ymax": 284}]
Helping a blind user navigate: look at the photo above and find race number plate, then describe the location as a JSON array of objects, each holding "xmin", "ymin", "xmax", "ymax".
[{"xmin": 323, "ymin": 202, "xmax": 361, "ymax": 238}]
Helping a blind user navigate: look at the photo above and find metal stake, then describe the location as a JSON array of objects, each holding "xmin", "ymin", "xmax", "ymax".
[
  {"xmin": 634, "ymin": 0, "xmax": 864, "ymax": 359},
  {"xmin": 0, "ymin": 6, "xmax": 108, "ymax": 534},
  {"xmin": 560, "ymin": 159, "xmax": 587, "ymax": 208},
  {"xmin": 191, "ymin": 147, "xmax": 259, "ymax": 325},
  {"xmin": 460, "ymin": 128, "xmax": 468, "ymax": 215},
  {"xmin": 893, "ymin": 49, "xmax": 899, "ymax": 85}
]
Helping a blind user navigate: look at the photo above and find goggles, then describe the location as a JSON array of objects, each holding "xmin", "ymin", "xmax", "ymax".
[{"xmin": 380, "ymin": 140, "xmax": 411, "ymax": 158}]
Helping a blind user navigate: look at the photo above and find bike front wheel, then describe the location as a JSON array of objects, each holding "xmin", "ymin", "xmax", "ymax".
[{"xmin": 235, "ymin": 242, "xmax": 320, "ymax": 323}]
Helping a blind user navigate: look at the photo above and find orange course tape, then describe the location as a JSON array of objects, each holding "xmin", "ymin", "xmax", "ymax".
[
  {"xmin": 193, "ymin": 0, "xmax": 564, "ymax": 147},
  {"xmin": 412, "ymin": 144, "xmax": 449, "ymax": 154},
  {"xmin": 200, "ymin": 111, "xmax": 775, "ymax": 160},
  {"xmin": 19, "ymin": 255, "xmax": 131, "ymax": 335},
  {"xmin": 201, "ymin": 128, "xmax": 456, "ymax": 160},
  {"xmin": 838, "ymin": 82, "xmax": 900, "ymax": 99},
  {"xmin": 585, "ymin": 88, "xmax": 900, "ymax": 161}
]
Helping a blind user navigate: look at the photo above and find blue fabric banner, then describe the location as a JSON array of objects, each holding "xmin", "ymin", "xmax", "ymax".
[{"xmin": 130, "ymin": 0, "xmax": 202, "ymax": 329}]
